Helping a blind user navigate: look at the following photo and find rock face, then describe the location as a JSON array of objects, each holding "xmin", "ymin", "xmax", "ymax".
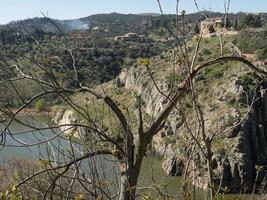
[
  {"xmin": 118, "ymin": 65, "xmax": 183, "ymax": 135},
  {"xmin": 162, "ymin": 157, "xmax": 184, "ymax": 176},
  {"xmin": 220, "ymin": 83, "xmax": 267, "ymax": 193},
  {"xmin": 118, "ymin": 64, "xmax": 185, "ymax": 173},
  {"xmin": 192, "ymin": 83, "xmax": 267, "ymax": 193},
  {"xmin": 119, "ymin": 66, "xmax": 168, "ymax": 115},
  {"xmin": 53, "ymin": 108, "xmax": 85, "ymax": 139},
  {"xmin": 118, "ymin": 63, "xmax": 267, "ymax": 193}
]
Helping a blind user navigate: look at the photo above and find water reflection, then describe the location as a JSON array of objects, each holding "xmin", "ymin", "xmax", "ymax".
[{"xmin": 0, "ymin": 116, "xmax": 252, "ymax": 199}]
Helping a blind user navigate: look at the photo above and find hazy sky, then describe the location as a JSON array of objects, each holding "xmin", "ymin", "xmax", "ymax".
[{"xmin": 1, "ymin": 0, "xmax": 267, "ymax": 24}]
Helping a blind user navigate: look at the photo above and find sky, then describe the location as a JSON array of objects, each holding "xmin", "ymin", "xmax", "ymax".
[{"xmin": 1, "ymin": 0, "xmax": 267, "ymax": 24}]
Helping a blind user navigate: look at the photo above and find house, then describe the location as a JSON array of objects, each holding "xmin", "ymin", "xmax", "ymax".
[
  {"xmin": 200, "ymin": 17, "xmax": 238, "ymax": 37},
  {"xmin": 200, "ymin": 17, "xmax": 224, "ymax": 35},
  {"xmin": 125, "ymin": 33, "xmax": 139, "ymax": 40},
  {"xmin": 92, "ymin": 26, "xmax": 100, "ymax": 31},
  {"xmin": 114, "ymin": 35, "xmax": 128, "ymax": 41},
  {"xmin": 114, "ymin": 33, "xmax": 139, "ymax": 41}
]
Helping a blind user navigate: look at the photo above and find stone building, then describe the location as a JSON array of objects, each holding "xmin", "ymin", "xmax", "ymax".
[
  {"xmin": 114, "ymin": 32, "xmax": 139, "ymax": 41},
  {"xmin": 200, "ymin": 17, "xmax": 224, "ymax": 35},
  {"xmin": 200, "ymin": 17, "xmax": 238, "ymax": 37}
]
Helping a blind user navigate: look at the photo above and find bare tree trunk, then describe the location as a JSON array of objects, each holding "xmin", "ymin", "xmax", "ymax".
[
  {"xmin": 207, "ymin": 148, "xmax": 215, "ymax": 200},
  {"xmin": 219, "ymin": 34, "xmax": 223, "ymax": 57},
  {"xmin": 119, "ymin": 135, "xmax": 149, "ymax": 200},
  {"xmin": 119, "ymin": 173, "xmax": 132, "ymax": 200}
]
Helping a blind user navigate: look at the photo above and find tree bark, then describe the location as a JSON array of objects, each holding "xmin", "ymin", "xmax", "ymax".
[
  {"xmin": 119, "ymin": 134, "xmax": 149, "ymax": 200},
  {"xmin": 207, "ymin": 149, "xmax": 215, "ymax": 200},
  {"xmin": 119, "ymin": 173, "xmax": 132, "ymax": 200}
]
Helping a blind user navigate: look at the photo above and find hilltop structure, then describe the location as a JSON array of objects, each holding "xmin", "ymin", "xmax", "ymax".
[
  {"xmin": 200, "ymin": 17, "xmax": 238, "ymax": 37},
  {"xmin": 114, "ymin": 32, "xmax": 143, "ymax": 41},
  {"xmin": 200, "ymin": 17, "xmax": 223, "ymax": 35}
]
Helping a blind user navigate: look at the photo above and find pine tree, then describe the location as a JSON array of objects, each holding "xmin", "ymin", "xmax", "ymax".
[{"xmin": 194, "ymin": 23, "xmax": 200, "ymax": 34}]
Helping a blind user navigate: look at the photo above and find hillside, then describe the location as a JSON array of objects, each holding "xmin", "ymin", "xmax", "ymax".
[
  {"xmin": 1, "ymin": 10, "xmax": 267, "ymax": 111},
  {"xmin": 2, "ymin": 10, "xmax": 267, "ymax": 199},
  {"xmin": 3, "ymin": 11, "xmax": 267, "ymax": 35},
  {"xmin": 60, "ymin": 32, "xmax": 267, "ymax": 195}
]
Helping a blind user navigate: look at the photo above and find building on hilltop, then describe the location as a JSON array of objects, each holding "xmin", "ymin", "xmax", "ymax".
[
  {"xmin": 200, "ymin": 17, "xmax": 238, "ymax": 37},
  {"xmin": 92, "ymin": 26, "xmax": 100, "ymax": 31},
  {"xmin": 200, "ymin": 17, "xmax": 224, "ymax": 35},
  {"xmin": 114, "ymin": 35, "xmax": 127, "ymax": 41},
  {"xmin": 114, "ymin": 32, "xmax": 140, "ymax": 41}
]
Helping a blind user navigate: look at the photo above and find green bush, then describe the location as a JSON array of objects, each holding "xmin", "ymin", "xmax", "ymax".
[
  {"xmin": 239, "ymin": 14, "xmax": 262, "ymax": 29},
  {"xmin": 35, "ymin": 99, "xmax": 45, "ymax": 112},
  {"xmin": 197, "ymin": 56, "xmax": 204, "ymax": 62},
  {"xmin": 239, "ymin": 74, "xmax": 257, "ymax": 93},
  {"xmin": 256, "ymin": 48, "xmax": 267, "ymax": 60},
  {"xmin": 204, "ymin": 66, "xmax": 224, "ymax": 79},
  {"xmin": 236, "ymin": 31, "xmax": 267, "ymax": 54},
  {"xmin": 202, "ymin": 48, "xmax": 211, "ymax": 55}
]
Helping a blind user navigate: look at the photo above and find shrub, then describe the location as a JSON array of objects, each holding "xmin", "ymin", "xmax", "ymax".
[
  {"xmin": 194, "ymin": 23, "xmax": 200, "ymax": 34},
  {"xmin": 239, "ymin": 74, "xmax": 258, "ymax": 94},
  {"xmin": 256, "ymin": 48, "xmax": 267, "ymax": 60},
  {"xmin": 236, "ymin": 31, "xmax": 267, "ymax": 54},
  {"xmin": 202, "ymin": 48, "xmax": 211, "ymax": 55},
  {"xmin": 239, "ymin": 14, "xmax": 262, "ymax": 29},
  {"xmin": 204, "ymin": 66, "xmax": 224, "ymax": 79},
  {"xmin": 35, "ymin": 99, "xmax": 45, "ymax": 112},
  {"xmin": 197, "ymin": 56, "xmax": 204, "ymax": 62}
]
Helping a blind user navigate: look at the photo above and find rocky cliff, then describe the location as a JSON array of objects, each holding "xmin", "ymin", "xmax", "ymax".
[
  {"xmin": 216, "ymin": 82, "xmax": 267, "ymax": 193},
  {"xmin": 53, "ymin": 108, "xmax": 85, "ymax": 139},
  {"xmin": 116, "ymin": 56, "xmax": 267, "ymax": 193}
]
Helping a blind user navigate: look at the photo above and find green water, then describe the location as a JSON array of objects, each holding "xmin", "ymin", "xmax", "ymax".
[
  {"xmin": 139, "ymin": 156, "xmax": 254, "ymax": 200},
  {"xmin": 0, "ymin": 116, "xmax": 255, "ymax": 199}
]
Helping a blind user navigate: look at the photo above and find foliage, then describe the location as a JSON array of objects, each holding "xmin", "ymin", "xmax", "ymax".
[
  {"xmin": 142, "ymin": 192, "xmax": 152, "ymax": 200},
  {"xmin": 234, "ymin": 30, "xmax": 267, "ymax": 54},
  {"xmin": 35, "ymin": 99, "xmax": 45, "ymax": 112},
  {"xmin": 0, "ymin": 25, "xmax": 169, "ymax": 108},
  {"xmin": 2, "ymin": 9, "xmax": 267, "ymax": 200},
  {"xmin": 239, "ymin": 14, "xmax": 262, "ymax": 29},
  {"xmin": 197, "ymin": 55, "xmax": 204, "ymax": 62},
  {"xmin": 256, "ymin": 48, "xmax": 267, "ymax": 60},
  {"xmin": 163, "ymin": 136, "xmax": 176, "ymax": 145},
  {"xmin": 202, "ymin": 48, "xmax": 212, "ymax": 55},
  {"xmin": 139, "ymin": 58, "xmax": 151, "ymax": 66},
  {"xmin": 134, "ymin": 95, "xmax": 145, "ymax": 109},
  {"xmin": 238, "ymin": 73, "xmax": 258, "ymax": 93},
  {"xmin": 194, "ymin": 23, "xmax": 200, "ymax": 34},
  {"xmin": 222, "ymin": 16, "xmax": 231, "ymax": 28},
  {"xmin": 166, "ymin": 72, "xmax": 183, "ymax": 92}
]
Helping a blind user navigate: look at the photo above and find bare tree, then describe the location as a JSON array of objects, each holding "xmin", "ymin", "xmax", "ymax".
[{"xmin": 0, "ymin": 1, "xmax": 266, "ymax": 200}]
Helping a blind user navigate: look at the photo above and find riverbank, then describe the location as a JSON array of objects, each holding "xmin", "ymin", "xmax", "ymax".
[{"xmin": 0, "ymin": 107, "xmax": 52, "ymax": 118}]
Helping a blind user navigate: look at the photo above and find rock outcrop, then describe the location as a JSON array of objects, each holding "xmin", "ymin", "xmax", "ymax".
[
  {"xmin": 220, "ymin": 83, "xmax": 267, "ymax": 193},
  {"xmin": 117, "ymin": 61, "xmax": 267, "ymax": 193},
  {"xmin": 53, "ymin": 108, "xmax": 85, "ymax": 139}
]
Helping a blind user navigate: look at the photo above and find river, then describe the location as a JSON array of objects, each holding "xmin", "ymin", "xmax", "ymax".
[{"xmin": 0, "ymin": 116, "xmax": 251, "ymax": 199}]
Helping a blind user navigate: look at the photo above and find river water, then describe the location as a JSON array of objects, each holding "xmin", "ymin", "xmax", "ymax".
[{"xmin": 0, "ymin": 116, "xmax": 251, "ymax": 199}]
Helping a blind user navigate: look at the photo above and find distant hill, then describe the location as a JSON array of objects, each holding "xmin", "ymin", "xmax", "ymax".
[
  {"xmin": 1, "ymin": 13, "xmax": 160, "ymax": 35},
  {"xmin": 138, "ymin": 13, "xmax": 161, "ymax": 17},
  {"xmin": 1, "ymin": 11, "xmax": 267, "ymax": 35}
]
